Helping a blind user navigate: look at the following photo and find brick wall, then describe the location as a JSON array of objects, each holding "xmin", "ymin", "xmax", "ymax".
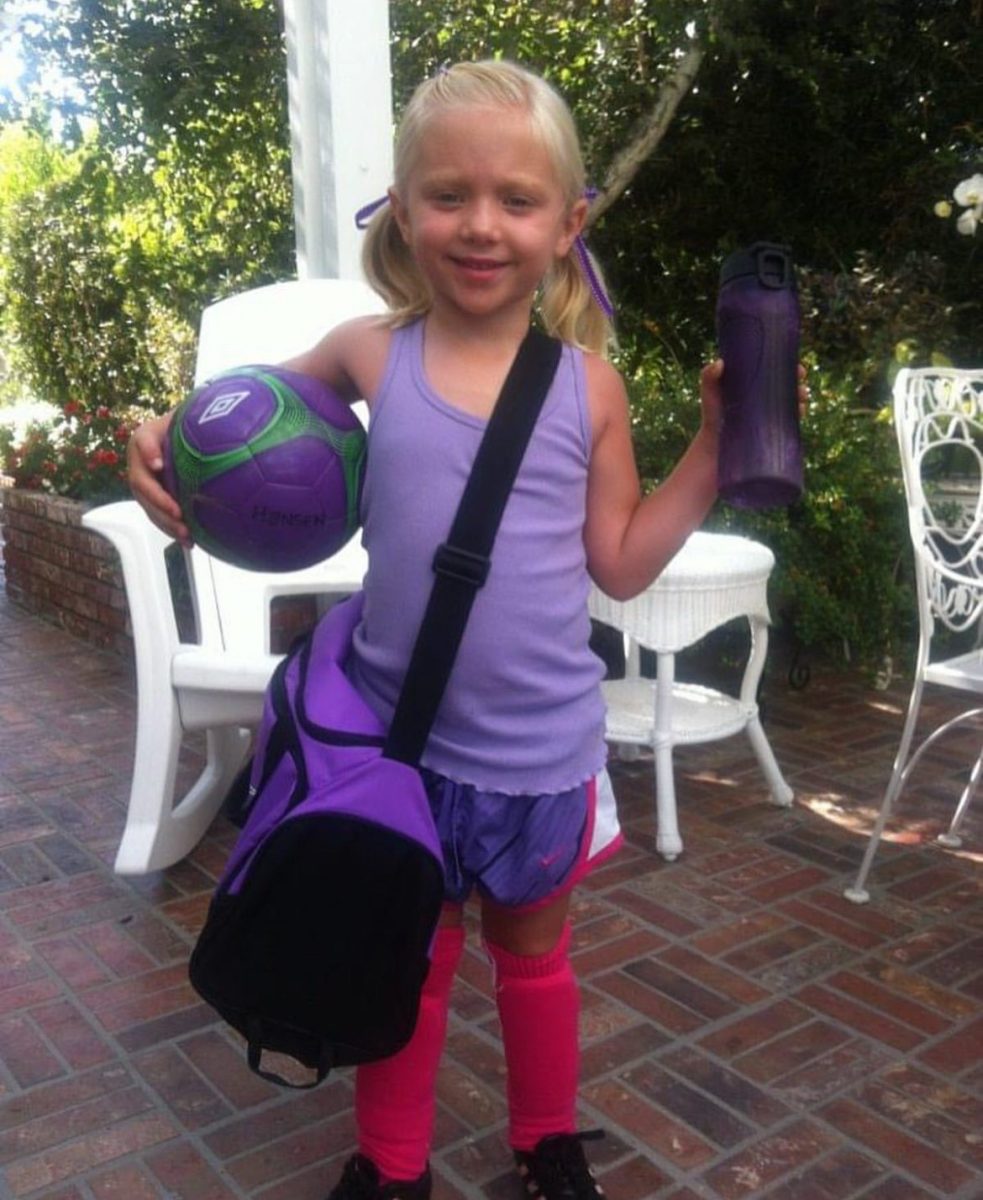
[
  {"xmin": 0, "ymin": 485, "xmax": 331, "ymax": 657},
  {"xmin": 0, "ymin": 485, "xmax": 131, "ymax": 654}
]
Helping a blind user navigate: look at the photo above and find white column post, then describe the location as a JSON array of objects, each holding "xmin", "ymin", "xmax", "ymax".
[{"xmin": 283, "ymin": 0, "xmax": 393, "ymax": 280}]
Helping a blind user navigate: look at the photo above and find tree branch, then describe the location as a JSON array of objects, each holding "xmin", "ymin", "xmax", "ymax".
[{"xmin": 587, "ymin": 41, "xmax": 705, "ymax": 227}]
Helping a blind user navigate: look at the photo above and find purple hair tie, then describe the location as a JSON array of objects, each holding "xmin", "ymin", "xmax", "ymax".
[
  {"xmin": 573, "ymin": 236, "xmax": 614, "ymax": 321},
  {"xmin": 577, "ymin": 186, "xmax": 614, "ymax": 320},
  {"xmin": 354, "ymin": 196, "xmax": 389, "ymax": 230}
]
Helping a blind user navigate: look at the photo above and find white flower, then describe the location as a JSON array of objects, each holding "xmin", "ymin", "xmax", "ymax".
[
  {"xmin": 956, "ymin": 206, "xmax": 979, "ymax": 236},
  {"xmin": 953, "ymin": 174, "xmax": 983, "ymax": 208},
  {"xmin": 940, "ymin": 173, "xmax": 983, "ymax": 236}
]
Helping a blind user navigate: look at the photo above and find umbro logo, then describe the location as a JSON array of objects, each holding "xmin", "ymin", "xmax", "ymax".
[{"xmin": 198, "ymin": 390, "xmax": 250, "ymax": 423}]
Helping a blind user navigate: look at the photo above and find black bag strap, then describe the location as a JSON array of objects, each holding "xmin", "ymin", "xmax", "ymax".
[{"xmin": 382, "ymin": 327, "xmax": 562, "ymax": 765}]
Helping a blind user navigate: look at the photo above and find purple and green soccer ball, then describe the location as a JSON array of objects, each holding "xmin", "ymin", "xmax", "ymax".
[{"xmin": 162, "ymin": 365, "xmax": 366, "ymax": 572}]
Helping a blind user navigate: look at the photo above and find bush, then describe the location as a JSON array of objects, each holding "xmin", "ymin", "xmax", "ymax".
[
  {"xmin": 0, "ymin": 398, "xmax": 138, "ymax": 501},
  {"xmin": 711, "ymin": 372, "xmax": 912, "ymax": 670},
  {"xmin": 0, "ymin": 148, "xmax": 198, "ymax": 418},
  {"xmin": 0, "ymin": 127, "xmax": 199, "ymax": 502},
  {"xmin": 620, "ymin": 338, "xmax": 913, "ymax": 671}
]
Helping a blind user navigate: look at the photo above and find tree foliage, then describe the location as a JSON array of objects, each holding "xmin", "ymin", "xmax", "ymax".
[
  {"xmin": 389, "ymin": 2, "xmax": 704, "ymax": 164},
  {"xmin": 20, "ymin": 0, "xmax": 295, "ymax": 295},
  {"xmin": 388, "ymin": 0, "xmax": 980, "ymax": 370},
  {"xmin": 0, "ymin": 0, "xmax": 294, "ymax": 416},
  {"xmin": 620, "ymin": 0, "xmax": 981, "ymax": 367}
]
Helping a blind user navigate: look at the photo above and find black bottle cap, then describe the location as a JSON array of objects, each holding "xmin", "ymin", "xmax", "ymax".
[{"xmin": 720, "ymin": 242, "xmax": 796, "ymax": 290}]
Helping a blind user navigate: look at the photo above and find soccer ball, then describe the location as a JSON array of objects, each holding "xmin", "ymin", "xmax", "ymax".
[{"xmin": 163, "ymin": 365, "xmax": 366, "ymax": 572}]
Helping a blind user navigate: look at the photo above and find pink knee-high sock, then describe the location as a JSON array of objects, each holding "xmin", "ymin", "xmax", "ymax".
[
  {"xmin": 486, "ymin": 924, "xmax": 579, "ymax": 1151},
  {"xmin": 355, "ymin": 922, "xmax": 465, "ymax": 1181}
]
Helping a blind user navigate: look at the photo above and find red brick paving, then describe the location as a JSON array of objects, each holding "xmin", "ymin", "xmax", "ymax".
[{"xmin": 0, "ymin": 585, "xmax": 981, "ymax": 1199}]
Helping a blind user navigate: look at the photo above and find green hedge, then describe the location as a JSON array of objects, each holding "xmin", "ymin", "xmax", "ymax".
[{"xmin": 622, "ymin": 336, "xmax": 912, "ymax": 671}]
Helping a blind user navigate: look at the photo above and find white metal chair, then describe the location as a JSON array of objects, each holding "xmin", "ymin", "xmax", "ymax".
[
  {"xmin": 84, "ymin": 278, "xmax": 382, "ymax": 875},
  {"xmin": 845, "ymin": 367, "xmax": 983, "ymax": 903}
]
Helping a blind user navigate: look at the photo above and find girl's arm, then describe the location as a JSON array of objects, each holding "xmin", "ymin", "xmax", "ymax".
[
  {"xmin": 281, "ymin": 314, "xmax": 390, "ymax": 400},
  {"xmin": 583, "ymin": 356, "xmax": 723, "ymax": 600},
  {"xmin": 126, "ymin": 316, "xmax": 389, "ymax": 541}
]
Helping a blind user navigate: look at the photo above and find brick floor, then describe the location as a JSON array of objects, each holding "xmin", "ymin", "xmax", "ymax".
[{"xmin": 0, "ymin": 585, "xmax": 980, "ymax": 1199}]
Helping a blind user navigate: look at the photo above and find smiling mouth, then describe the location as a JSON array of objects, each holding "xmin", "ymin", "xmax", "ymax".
[{"xmin": 453, "ymin": 256, "xmax": 506, "ymax": 272}]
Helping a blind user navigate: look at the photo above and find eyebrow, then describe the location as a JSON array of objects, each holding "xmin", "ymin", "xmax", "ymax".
[{"xmin": 419, "ymin": 172, "xmax": 550, "ymax": 196}]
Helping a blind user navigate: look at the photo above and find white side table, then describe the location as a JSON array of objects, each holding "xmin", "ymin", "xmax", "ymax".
[{"xmin": 590, "ymin": 531, "xmax": 794, "ymax": 860}]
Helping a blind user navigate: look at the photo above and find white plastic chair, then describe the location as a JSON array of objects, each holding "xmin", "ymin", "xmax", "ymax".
[
  {"xmin": 83, "ymin": 278, "xmax": 382, "ymax": 875},
  {"xmin": 845, "ymin": 367, "xmax": 983, "ymax": 903}
]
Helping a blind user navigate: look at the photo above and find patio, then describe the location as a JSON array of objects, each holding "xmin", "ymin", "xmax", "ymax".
[{"xmin": 0, "ymin": 575, "xmax": 980, "ymax": 1200}]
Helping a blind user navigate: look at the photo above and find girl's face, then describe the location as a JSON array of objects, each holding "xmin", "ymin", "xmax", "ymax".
[{"xmin": 390, "ymin": 105, "xmax": 586, "ymax": 328}]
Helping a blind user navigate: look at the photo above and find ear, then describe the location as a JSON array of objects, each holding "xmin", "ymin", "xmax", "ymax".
[
  {"xmin": 555, "ymin": 196, "xmax": 589, "ymax": 259},
  {"xmin": 388, "ymin": 186, "xmax": 411, "ymax": 244}
]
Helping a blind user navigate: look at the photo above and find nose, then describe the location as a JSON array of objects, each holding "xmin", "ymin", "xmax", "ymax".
[{"xmin": 461, "ymin": 197, "xmax": 498, "ymax": 241}]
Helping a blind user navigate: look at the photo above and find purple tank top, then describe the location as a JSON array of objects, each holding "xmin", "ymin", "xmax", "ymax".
[{"xmin": 348, "ymin": 320, "xmax": 607, "ymax": 793}]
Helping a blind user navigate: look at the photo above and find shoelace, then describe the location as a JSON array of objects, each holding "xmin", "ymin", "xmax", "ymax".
[
  {"xmin": 523, "ymin": 1130, "xmax": 605, "ymax": 1198},
  {"xmin": 338, "ymin": 1156, "xmax": 379, "ymax": 1200},
  {"xmin": 336, "ymin": 1156, "xmax": 429, "ymax": 1200}
]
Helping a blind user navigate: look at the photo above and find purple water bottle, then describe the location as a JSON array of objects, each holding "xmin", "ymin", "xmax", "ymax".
[{"xmin": 716, "ymin": 242, "xmax": 802, "ymax": 508}]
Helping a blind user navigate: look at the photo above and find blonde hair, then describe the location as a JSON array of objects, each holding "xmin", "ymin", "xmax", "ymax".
[{"xmin": 361, "ymin": 60, "xmax": 614, "ymax": 356}]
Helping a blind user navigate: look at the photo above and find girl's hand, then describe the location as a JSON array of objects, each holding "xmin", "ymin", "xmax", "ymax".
[
  {"xmin": 126, "ymin": 413, "xmax": 191, "ymax": 546},
  {"xmin": 699, "ymin": 359, "xmax": 725, "ymax": 439},
  {"xmin": 704, "ymin": 359, "xmax": 810, "ymax": 429},
  {"xmin": 797, "ymin": 362, "xmax": 810, "ymax": 417}
]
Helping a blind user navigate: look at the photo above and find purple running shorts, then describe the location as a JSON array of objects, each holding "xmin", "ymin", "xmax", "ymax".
[{"xmin": 419, "ymin": 767, "xmax": 622, "ymax": 910}]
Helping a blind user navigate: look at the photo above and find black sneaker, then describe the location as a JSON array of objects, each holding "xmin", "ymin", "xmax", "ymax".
[
  {"xmin": 326, "ymin": 1153, "xmax": 432, "ymax": 1200},
  {"xmin": 514, "ymin": 1131, "xmax": 605, "ymax": 1199}
]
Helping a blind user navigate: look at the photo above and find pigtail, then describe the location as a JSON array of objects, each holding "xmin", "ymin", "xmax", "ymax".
[
  {"xmin": 540, "ymin": 250, "xmax": 615, "ymax": 359},
  {"xmin": 361, "ymin": 204, "xmax": 432, "ymax": 325}
]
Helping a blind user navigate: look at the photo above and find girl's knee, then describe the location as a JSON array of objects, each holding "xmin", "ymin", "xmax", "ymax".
[
  {"xmin": 437, "ymin": 901, "xmax": 465, "ymax": 928},
  {"xmin": 480, "ymin": 893, "xmax": 571, "ymax": 957}
]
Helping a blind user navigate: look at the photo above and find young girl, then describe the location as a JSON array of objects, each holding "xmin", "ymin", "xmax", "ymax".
[{"xmin": 130, "ymin": 60, "xmax": 731, "ymax": 1200}]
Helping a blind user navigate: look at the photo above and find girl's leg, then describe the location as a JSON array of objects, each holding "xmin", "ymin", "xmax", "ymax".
[
  {"xmin": 354, "ymin": 905, "xmax": 465, "ymax": 1181},
  {"xmin": 481, "ymin": 892, "xmax": 578, "ymax": 1150}
]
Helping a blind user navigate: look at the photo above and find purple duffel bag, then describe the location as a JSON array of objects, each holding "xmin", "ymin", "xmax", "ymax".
[{"xmin": 189, "ymin": 592, "xmax": 445, "ymax": 1087}]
